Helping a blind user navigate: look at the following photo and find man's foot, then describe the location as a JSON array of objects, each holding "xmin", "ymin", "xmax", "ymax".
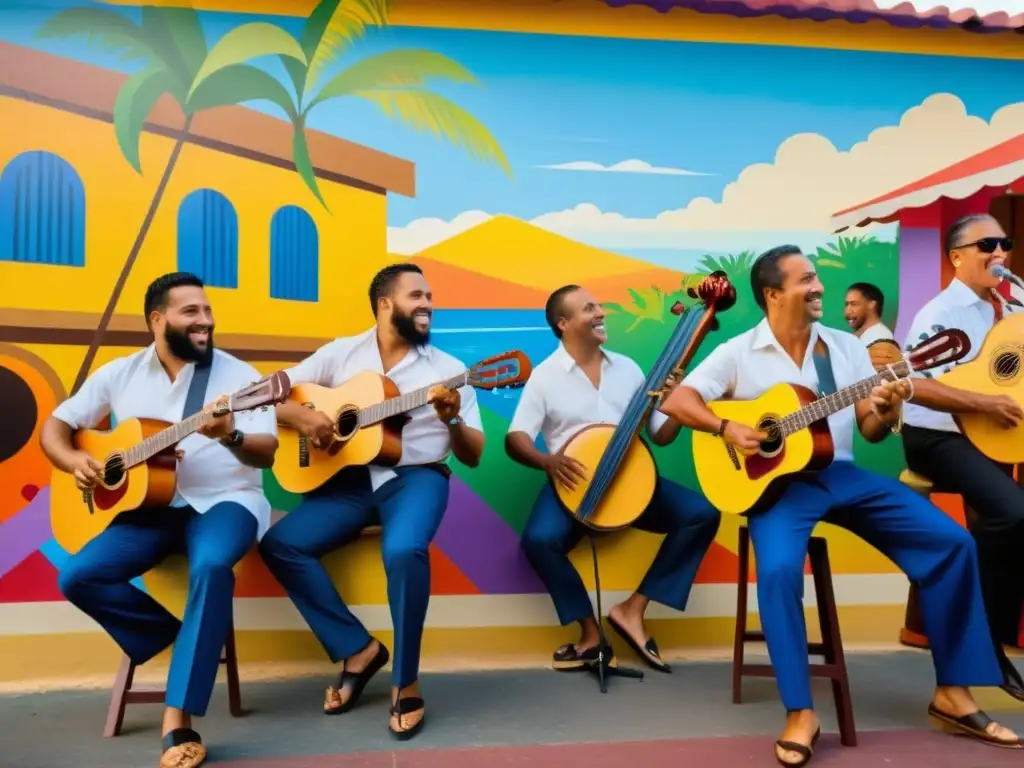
[
  {"xmin": 608, "ymin": 601, "xmax": 670, "ymax": 672},
  {"xmin": 160, "ymin": 708, "xmax": 206, "ymax": 768},
  {"xmin": 774, "ymin": 710, "xmax": 820, "ymax": 767},
  {"xmin": 930, "ymin": 687, "xmax": 1021, "ymax": 748},
  {"xmin": 551, "ymin": 642, "xmax": 604, "ymax": 670},
  {"xmin": 324, "ymin": 638, "xmax": 390, "ymax": 714},
  {"xmin": 389, "ymin": 682, "xmax": 426, "ymax": 740}
]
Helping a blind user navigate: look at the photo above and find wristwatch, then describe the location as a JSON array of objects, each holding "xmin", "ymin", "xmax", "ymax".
[
  {"xmin": 221, "ymin": 429, "xmax": 244, "ymax": 447},
  {"xmin": 446, "ymin": 416, "xmax": 462, "ymax": 428}
]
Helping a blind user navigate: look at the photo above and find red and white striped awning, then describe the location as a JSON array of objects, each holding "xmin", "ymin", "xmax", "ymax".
[{"xmin": 830, "ymin": 131, "xmax": 1024, "ymax": 232}]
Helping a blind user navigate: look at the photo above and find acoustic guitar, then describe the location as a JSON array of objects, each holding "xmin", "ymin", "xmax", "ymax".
[
  {"xmin": 940, "ymin": 312, "xmax": 1024, "ymax": 464},
  {"xmin": 555, "ymin": 272, "xmax": 736, "ymax": 531},
  {"xmin": 273, "ymin": 350, "xmax": 532, "ymax": 495},
  {"xmin": 692, "ymin": 329, "xmax": 970, "ymax": 517},
  {"xmin": 50, "ymin": 372, "xmax": 292, "ymax": 555}
]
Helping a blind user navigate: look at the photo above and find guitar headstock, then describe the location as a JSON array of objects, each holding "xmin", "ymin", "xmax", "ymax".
[
  {"xmin": 686, "ymin": 270, "xmax": 737, "ymax": 313},
  {"xmin": 906, "ymin": 329, "xmax": 971, "ymax": 373},
  {"xmin": 230, "ymin": 371, "xmax": 292, "ymax": 412},
  {"xmin": 467, "ymin": 350, "xmax": 533, "ymax": 390}
]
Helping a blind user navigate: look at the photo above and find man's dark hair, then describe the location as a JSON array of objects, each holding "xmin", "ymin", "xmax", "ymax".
[
  {"xmin": 143, "ymin": 271, "xmax": 204, "ymax": 328},
  {"xmin": 847, "ymin": 281, "xmax": 884, "ymax": 317},
  {"xmin": 750, "ymin": 245, "xmax": 803, "ymax": 311},
  {"xmin": 545, "ymin": 285, "xmax": 581, "ymax": 339},
  {"xmin": 944, "ymin": 214, "xmax": 996, "ymax": 255},
  {"xmin": 368, "ymin": 263, "xmax": 423, "ymax": 313}
]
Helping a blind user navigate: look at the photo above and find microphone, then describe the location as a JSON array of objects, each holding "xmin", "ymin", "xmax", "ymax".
[{"xmin": 992, "ymin": 264, "xmax": 1013, "ymax": 280}]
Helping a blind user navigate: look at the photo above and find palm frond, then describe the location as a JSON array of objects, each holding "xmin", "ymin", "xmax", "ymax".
[
  {"xmin": 302, "ymin": 0, "xmax": 390, "ymax": 99},
  {"xmin": 36, "ymin": 7, "xmax": 160, "ymax": 67},
  {"xmin": 141, "ymin": 5, "xmax": 208, "ymax": 87},
  {"xmin": 188, "ymin": 22, "xmax": 307, "ymax": 102}
]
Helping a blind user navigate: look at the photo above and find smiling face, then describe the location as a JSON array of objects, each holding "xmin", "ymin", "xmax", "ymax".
[
  {"xmin": 556, "ymin": 287, "xmax": 607, "ymax": 346},
  {"xmin": 150, "ymin": 284, "xmax": 215, "ymax": 366},
  {"xmin": 950, "ymin": 216, "xmax": 1014, "ymax": 293},
  {"xmin": 384, "ymin": 270, "xmax": 434, "ymax": 345},
  {"xmin": 844, "ymin": 288, "xmax": 876, "ymax": 332},
  {"xmin": 765, "ymin": 253, "xmax": 825, "ymax": 325}
]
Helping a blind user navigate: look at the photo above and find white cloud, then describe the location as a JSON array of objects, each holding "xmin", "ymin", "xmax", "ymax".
[
  {"xmin": 389, "ymin": 94, "xmax": 1024, "ymax": 256},
  {"xmin": 537, "ymin": 159, "xmax": 715, "ymax": 176}
]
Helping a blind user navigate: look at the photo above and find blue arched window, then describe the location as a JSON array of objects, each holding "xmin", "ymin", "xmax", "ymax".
[
  {"xmin": 177, "ymin": 189, "xmax": 238, "ymax": 288},
  {"xmin": 0, "ymin": 151, "xmax": 86, "ymax": 266},
  {"xmin": 269, "ymin": 205, "xmax": 318, "ymax": 302}
]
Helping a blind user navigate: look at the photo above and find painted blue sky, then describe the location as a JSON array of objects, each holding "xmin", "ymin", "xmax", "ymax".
[{"xmin": 3, "ymin": 1, "xmax": 1023, "ymax": 266}]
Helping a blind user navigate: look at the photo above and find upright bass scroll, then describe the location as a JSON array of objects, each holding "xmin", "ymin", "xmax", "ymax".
[{"xmin": 553, "ymin": 271, "xmax": 736, "ymax": 531}]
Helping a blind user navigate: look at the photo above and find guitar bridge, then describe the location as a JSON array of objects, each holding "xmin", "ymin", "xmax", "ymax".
[{"xmin": 82, "ymin": 488, "xmax": 95, "ymax": 515}]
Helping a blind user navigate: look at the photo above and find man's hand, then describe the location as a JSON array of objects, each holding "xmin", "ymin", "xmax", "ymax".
[
  {"xmin": 869, "ymin": 379, "xmax": 911, "ymax": 424},
  {"xmin": 428, "ymin": 385, "xmax": 461, "ymax": 423},
  {"xmin": 544, "ymin": 454, "xmax": 588, "ymax": 491},
  {"xmin": 300, "ymin": 409, "xmax": 337, "ymax": 448},
  {"xmin": 69, "ymin": 450, "xmax": 103, "ymax": 491},
  {"xmin": 982, "ymin": 394, "xmax": 1024, "ymax": 429},
  {"xmin": 722, "ymin": 421, "xmax": 766, "ymax": 456},
  {"xmin": 198, "ymin": 394, "xmax": 235, "ymax": 440}
]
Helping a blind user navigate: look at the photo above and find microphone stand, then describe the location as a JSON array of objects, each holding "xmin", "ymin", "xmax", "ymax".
[{"xmin": 584, "ymin": 530, "xmax": 643, "ymax": 693}]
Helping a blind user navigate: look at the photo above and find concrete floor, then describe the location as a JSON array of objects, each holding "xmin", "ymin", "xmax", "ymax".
[{"xmin": 4, "ymin": 650, "xmax": 1024, "ymax": 767}]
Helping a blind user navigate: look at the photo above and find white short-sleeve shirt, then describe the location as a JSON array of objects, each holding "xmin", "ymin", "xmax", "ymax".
[
  {"xmin": 859, "ymin": 322, "xmax": 894, "ymax": 346},
  {"xmin": 283, "ymin": 327, "xmax": 484, "ymax": 490},
  {"xmin": 679, "ymin": 319, "xmax": 876, "ymax": 462},
  {"xmin": 507, "ymin": 343, "xmax": 669, "ymax": 455},
  {"xmin": 51, "ymin": 346, "xmax": 278, "ymax": 539}
]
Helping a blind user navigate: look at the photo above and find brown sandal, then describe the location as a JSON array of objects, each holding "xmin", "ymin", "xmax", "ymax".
[{"xmin": 928, "ymin": 703, "xmax": 1023, "ymax": 748}]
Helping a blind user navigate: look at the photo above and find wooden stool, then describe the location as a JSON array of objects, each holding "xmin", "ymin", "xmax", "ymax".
[{"xmin": 732, "ymin": 524, "xmax": 856, "ymax": 747}]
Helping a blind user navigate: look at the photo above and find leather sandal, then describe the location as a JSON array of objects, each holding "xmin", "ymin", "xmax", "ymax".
[
  {"xmin": 389, "ymin": 696, "xmax": 426, "ymax": 741},
  {"xmin": 324, "ymin": 640, "xmax": 390, "ymax": 715},
  {"xmin": 928, "ymin": 703, "xmax": 1023, "ymax": 748},
  {"xmin": 551, "ymin": 642, "xmax": 606, "ymax": 671},
  {"xmin": 607, "ymin": 614, "xmax": 671, "ymax": 673},
  {"xmin": 160, "ymin": 727, "xmax": 207, "ymax": 768},
  {"xmin": 774, "ymin": 726, "xmax": 820, "ymax": 767}
]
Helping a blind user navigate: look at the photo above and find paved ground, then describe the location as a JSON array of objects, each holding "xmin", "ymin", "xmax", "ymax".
[{"xmin": 4, "ymin": 650, "xmax": 1024, "ymax": 767}]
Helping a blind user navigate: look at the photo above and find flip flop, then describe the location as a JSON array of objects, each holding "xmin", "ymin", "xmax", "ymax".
[
  {"xmin": 389, "ymin": 696, "xmax": 426, "ymax": 741},
  {"xmin": 774, "ymin": 726, "xmax": 820, "ymax": 767},
  {"xmin": 928, "ymin": 703, "xmax": 1023, "ymax": 748},
  {"xmin": 324, "ymin": 640, "xmax": 390, "ymax": 715},
  {"xmin": 607, "ymin": 614, "xmax": 671, "ymax": 673}
]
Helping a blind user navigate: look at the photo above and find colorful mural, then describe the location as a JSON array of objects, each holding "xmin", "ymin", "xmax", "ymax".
[{"xmin": 2, "ymin": 0, "xmax": 1024, "ymax": 679}]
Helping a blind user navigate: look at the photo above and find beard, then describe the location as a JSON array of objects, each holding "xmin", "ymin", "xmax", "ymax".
[
  {"xmin": 392, "ymin": 306, "xmax": 430, "ymax": 346},
  {"xmin": 165, "ymin": 323, "xmax": 215, "ymax": 366}
]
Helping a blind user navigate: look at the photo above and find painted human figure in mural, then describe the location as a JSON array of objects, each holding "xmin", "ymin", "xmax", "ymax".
[
  {"xmin": 259, "ymin": 263, "xmax": 485, "ymax": 739},
  {"xmin": 41, "ymin": 272, "xmax": 280, "ymax": 768},
  {"xmin": 504, "ymin": 285, "xmax": 721, "ymax": 673},
  {"xmin": 844, "ymin": 282, "xmax": 894, "ymax": 346},
  {"xmin": 661, "ymin": 245, "xmax": 1020, "ymax": 764},
  {"xmin": 899, "ymin": 214, "xmax": 1024, "ymax": 701}
]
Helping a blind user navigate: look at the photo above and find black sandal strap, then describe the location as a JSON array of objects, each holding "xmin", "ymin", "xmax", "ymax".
[
  {"xmin": 390, "ymin": 696, "xmax": 425, "ymax": 716},
  {"xmin": 775, "ymin": 740, "xmax": 812, "ymax": 759},
  {"xmin": 162, "ymin": 728, "xmax": 203, "ymax": 752}
]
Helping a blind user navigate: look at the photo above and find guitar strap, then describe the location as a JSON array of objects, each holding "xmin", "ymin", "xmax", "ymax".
[
  {"xmin": 182, "ymin": 358, "xmax": 214, "ymax": 420},
  {"xmin": 811, "ymin": 340, "xmax": 838, "ymax": 398}
]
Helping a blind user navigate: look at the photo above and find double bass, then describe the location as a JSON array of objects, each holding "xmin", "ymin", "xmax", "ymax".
[{"xmin": 553, "ymin": 272, "xmax": 736, "ymax": 530}]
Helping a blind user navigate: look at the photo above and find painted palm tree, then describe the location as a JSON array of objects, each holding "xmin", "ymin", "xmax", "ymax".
[
  {"xmin": 37, "ymin": 4, "xmax": 309, "ymax": 394},
  {"xmin": 226, "ymin": 0, "xmax": 512, "ymax": 206}
]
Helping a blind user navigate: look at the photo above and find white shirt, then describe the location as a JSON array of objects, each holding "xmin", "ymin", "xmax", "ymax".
[
  {"xmin": 902, "ymin": 278, "xmax": 998, "ymax": 433},
  {"xmin": 51, "ymin": 346, "xmax": 278, "ymax": 539},
  {"xmin": 858, "ymin": 322, "xmax": 894, "ymax": 347},
  {"xmin": 507, "ymin": 343, "xmax": 669, "ymax": 455},
  {"xmin": 283, "ymin": 327, "xmax": 483, "ymax": 490},
  {"xmin": 680, "ymin": 319, "xmax": 877, "ymax": 462}
]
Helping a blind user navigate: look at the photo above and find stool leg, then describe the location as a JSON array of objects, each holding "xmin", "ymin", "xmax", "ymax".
[
  {"xmin": 810, "ymin": 540, "xmax": 856, "ymax": 747},
  {"xmin": 104, "ymin": 653, "xmax": 136, "ymax": 738},
  {"xmin": 224, "ymin": 619, "xmax": 243, "ymax": 718},
  {"xmin": 732, "ymin": 526, "xmax": 751, "ymax": 704},
  {"xmin": 900, "ymin": 581, "xmax": 930, "ymax": 649}
]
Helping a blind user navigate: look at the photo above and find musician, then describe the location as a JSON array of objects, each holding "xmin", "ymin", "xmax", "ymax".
[
  {"xmin": 844, "ymin": 282, "xmax": 893, "ymax": 346},
  {"xmin": 42, "ymin": 272, "xmax": 279, "ymax": 768},
  {"xmin": 259, "ymin": 263, "xmax": 484, "ymax": 739},
  {"xmin": 899, "ymin": 214, "xmax": 1024, "ymax": 701},
  {"xmin": 661, "ymin": 245, "xmax": 1020, "ymax": 765},
  {"xmin": 505, "ymin": 285, "xmax": 721, "ymax": 672}
]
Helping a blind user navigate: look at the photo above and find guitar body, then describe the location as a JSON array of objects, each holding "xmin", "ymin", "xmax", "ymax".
[
  {"xmin": 275, "ymin": 371, "xmax": 405, "ymax": 495},
  {"xmin": 693, "ymin": 383, "xmax": 834, "ymax": 517},
  {"xmin": 555, "ymin": 425, "xmax": 658, "ymax": 531},
  {"xmin": 939, "ymin": 313, "xmax": 1024, "ymax": 464},
  {"xmin": 50, "ymin": 418, "xmax": 178, "ymax": 555}
]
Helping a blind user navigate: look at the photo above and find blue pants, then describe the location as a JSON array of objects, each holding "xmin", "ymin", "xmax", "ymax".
[
  {"xmin": 258, "ymin": 466, "xmax": 449, "ymax": 689},
  {"xmin": 748, "ymin": 461, "xmax": 1002, "ymax": 712},
  {"xmin": 521, "ymin": 476, "xmax": 721, "ymax": 625},
  {"xmin": 57, "ymin": 502, "xmax": 256, "ymax": 716}
]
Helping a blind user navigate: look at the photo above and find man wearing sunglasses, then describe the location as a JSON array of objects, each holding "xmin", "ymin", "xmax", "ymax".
[{"xmin": 900, "ymin": 213, "xmax": 1024, "ymax": 703}]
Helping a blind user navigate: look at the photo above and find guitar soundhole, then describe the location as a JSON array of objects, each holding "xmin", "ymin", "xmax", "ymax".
[
  {"xmin": 757, "ymin": 415, "xmax": 784, "ymax": 458},
  {"xmin": 101, "ymin": 452, "xmax": 127, "ymax": 489},
  {"xmin": 992, "ymin": 350, "xmax": 1022, "ymax": 383},
  {"xmin": 336, "ymin": 406, "xmax": 360, "ymax": 441}
]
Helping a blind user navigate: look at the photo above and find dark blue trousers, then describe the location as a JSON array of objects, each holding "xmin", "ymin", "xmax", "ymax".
[
  {"xmin": 521, "ymin": 476, "xmax": 721, "ymax": 625},
  {"xmin": 57, "ymin": 502, "xmax": 256, "ymax": 716},
  {"xmin": 258, "ymin": 466, "xmax": 449, "ymax": 690},
  {"xmin": 748, "ymin": 461, "xmax": 1003, "ymax": 711}
]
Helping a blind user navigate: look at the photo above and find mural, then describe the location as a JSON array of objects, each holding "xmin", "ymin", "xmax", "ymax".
[{"xmin": 2, "ymin": 0, "xmax": 1024, "ymax": 673}]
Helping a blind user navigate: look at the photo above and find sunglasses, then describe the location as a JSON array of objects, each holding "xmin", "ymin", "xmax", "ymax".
[{"xmin": 957, "ymin": 237, "xmax": 1014, "ymax": 254}]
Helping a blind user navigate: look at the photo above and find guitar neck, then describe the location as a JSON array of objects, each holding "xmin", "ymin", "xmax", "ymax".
[
  {"xmin": 358, "ymin": 371, "xmax": 469, "ymax": 427},
  {"xmin": 780, "ymin": 362, "xmax": 909, "ymax": 436},
  {"xmin": 123, "ymin": 410, "xmax": 208, "ymax": 469}
]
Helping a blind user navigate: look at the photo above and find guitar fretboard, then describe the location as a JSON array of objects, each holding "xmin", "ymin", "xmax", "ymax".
[
  {"xmin": 358, "ymin": 372, "xmax": 469, "ymax": 426},
  {"xmin": 123, "ymin": 410, "xmax": 210, "ymax": 469},
  {"xmin": 778, "ymin": 361, "xmax": 910, "ymax": 436}
]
